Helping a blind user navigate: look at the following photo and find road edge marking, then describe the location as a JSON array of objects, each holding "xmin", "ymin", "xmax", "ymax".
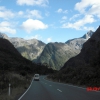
[
  {"xmin": 43, "ymin": 77, "xmax": 85, "ymax": 89},
  {"xmin": 18, "ymin": 78, "xmax": 33, "ymax": 100},
  {"xmin": 43, "ymin": 77, "xmax": 100, "ymax": 92},
  {"xmin": 57, "ymin": 89, "xmax": 62, "ymax": 92}
]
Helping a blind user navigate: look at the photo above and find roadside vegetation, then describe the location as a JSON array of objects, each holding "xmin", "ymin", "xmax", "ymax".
[
  {"xmin": 0, "ymin": 38, "xmax": 56, "ymax": 100},
  {"xmin": 47, "ymin": 65, "xmax": 100, "ymax": 87},
  {"xmin": 0, "ymin": 63, "xmax": 56, "ymax": 100},
  {"xmin": 47, "ymin": 26, "xmax": 100, "ymax": 87}
]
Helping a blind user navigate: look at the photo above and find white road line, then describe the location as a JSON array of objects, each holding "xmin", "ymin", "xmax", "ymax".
[
  {"xmin": 57, "ymin": 89, "xmax": 62, "ymax": 92},
  {"xmin": 43, "ymin": 76, "xmax": 100, "ymax": 93},
  {"xmin": 18, "ymin": 78, "xmax": 33, "ymax": 100},
  {"xmin": 43, "ymin": 77, "xmax": 86, "ymax": 90},
  {"xmin": 43, "ymin": 78, "xmax": 100, "ymax": 92}
]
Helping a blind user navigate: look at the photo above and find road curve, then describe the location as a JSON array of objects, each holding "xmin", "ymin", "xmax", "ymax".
[{"xmin": 18, "ymin": 76, "xmax": 100, "ymax": 100}]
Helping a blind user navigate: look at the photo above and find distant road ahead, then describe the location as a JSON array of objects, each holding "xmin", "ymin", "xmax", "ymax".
[{"xmin": 18, "ymin": 76, "xmax": 100, "ymax": 100}]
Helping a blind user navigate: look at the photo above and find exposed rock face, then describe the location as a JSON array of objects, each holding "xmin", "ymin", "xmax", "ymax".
[
  {"xmin": 62, "ymin": 28, "xmax": 99, "ymax": 69},
  {"xmin": 0, "ymin": 30, "xmax": 94, "ymax": 70},
  {"xmin": 37, "ymin": 31, "xmax": 94, "ymax": 70},
  {"xmin": 0, "ymin": 32, "xmax": 9, "ymax": 39},
  {"xmin": 0, "ymin": 33, "xmax": 46, "ymax": 60},
  {"xmin": 0, "ymin": 38, "xmax": 55, "ymax": 92},
  {"xmin": 0, "ymin": 33, "xmax": 46, "ymax": 61},
  {"xmin": 0, "ymin": 38, "xmax": 31, "ymax": 66},
  {"xmin": 48, "ymin": 27, "xmax": 100, "ymax": 86},
  {"xmin": 82, "ymin": 30, "xmax": 93, "ymax": 39},
  {"xmin": 65, "ymin": 30, "xmax": 94, "ymax": 51},
  {"xmin": 9, "ymin": 38, "xmax": 46, "ymax": 60},
  {"xmin": 58, "ymin": 26, "xmax": 100, "ymax": 86},
  {"xmin": 37, "ymin": 42, "xmax": 79, "ymax": 70}
]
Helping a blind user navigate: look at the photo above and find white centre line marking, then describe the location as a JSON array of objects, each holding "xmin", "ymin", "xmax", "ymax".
[{"xmin": 57, "ymin": 89, "xmax": 62, "ymax": 92}]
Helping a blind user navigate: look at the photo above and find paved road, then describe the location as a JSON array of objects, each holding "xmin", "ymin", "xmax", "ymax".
[{"xmin": 18, "ymin": 76, "xmax": 100, "ymax": 100}]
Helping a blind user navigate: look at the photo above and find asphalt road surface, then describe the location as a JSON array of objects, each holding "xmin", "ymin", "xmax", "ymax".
[{"xmin": 18, "ymin": 76, "xmax": 100, "ymax": 100}]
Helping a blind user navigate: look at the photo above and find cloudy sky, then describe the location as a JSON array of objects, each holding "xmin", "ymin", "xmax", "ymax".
[{"xmin": 0, "ymin": 0, "xmax": 100, "ymax": 43}]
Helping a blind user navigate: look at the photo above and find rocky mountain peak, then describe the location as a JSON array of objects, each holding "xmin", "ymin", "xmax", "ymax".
[
  {"xmin": 0, "ymin": 32, "xmax": 9, "ymax": 39},
  {"xmin": 90, "ymin": 26, "xmax": 100, "ymax": 41},
  {"xmin": 82, "ymin": 30, "xmax": 94, "ymax": 39},
  {"xmin": 65, "ymin": 30, "xmax": 94, "ymax": 51},
  {"xmin": 49, "ymin": 26, "xmax": 100, "ymax": 86}
]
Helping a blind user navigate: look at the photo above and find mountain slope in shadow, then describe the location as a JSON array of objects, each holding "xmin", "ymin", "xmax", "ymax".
[{"xmin": 48, "ymin": 26, "xmax": 100, "ymax": 86}]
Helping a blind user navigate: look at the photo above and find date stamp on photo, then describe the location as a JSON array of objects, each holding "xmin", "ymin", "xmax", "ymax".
[{"xmin": 87, "ymin": 87, "xmax": 100, "ymax": 91}]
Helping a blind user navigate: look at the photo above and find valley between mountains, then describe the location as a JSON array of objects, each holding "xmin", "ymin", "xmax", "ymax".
[
  {"xmin": 1, "ymin": 26, "xmax": 100, "ymax": 100},
  {"xmin": 0, "ymin": 30, "xmax": 93, "ymax": 70}
]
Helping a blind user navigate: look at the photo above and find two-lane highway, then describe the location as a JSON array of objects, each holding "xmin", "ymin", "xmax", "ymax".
[{"xmin": 18, "ymin": 76, "xmax": 100, "ymax": 100}]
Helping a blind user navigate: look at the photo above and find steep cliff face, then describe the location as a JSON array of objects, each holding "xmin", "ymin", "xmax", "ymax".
[
  {"xmin": 62, "ymin": 27, "xmax": 99, "ymax": 69},
  {"xmin": 65, "ymin": 30, "xmax": 94, "ymax": 51},
  {"xmin": 0, "ymin": 32, "xmax": 9, "ymax": 39},
  {"xmin": 0, "ymin": 38, "xmax": 32, "ymax": 68},
  {"xmin": 0, "ymin": 38, "xmax": 56, "ymax": 97},
  {"xmin": 0, "ymin": 33, "xmax": 46, "ymax": 61},
  {"xmin": 37, "ymin": 31, "xmax": 94, "ymax": 70},
  {"xmin": 48, "ymin": 26, "xmax": 100, "ymax": 86},
  {"xmin": 0, "ymin": 30, "xmax": 94, "ymax": 70},
  {"xmin": 9, "ymin": 38, "xmax": 46, "ymax": 60},
  {"xmin": 37, "ymin": 42, "xmax": 79, "ymax": 70}
]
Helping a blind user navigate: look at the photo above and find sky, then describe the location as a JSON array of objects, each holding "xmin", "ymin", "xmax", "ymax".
[{"xmin": 0, "ymin": 0, "xmax": 100, "ymax": 43}]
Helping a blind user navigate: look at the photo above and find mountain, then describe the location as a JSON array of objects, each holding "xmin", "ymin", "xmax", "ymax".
[
  {"xmin": 82, "ymin": 30, "xmax": 93, "ymax": 39},
  {"xmin": 65, "ymin": 30, "xmax": 94, "ymax": 51},
  {"xmin": 9, "ymin": 38, "xmax": 46, "ymax": 61},
  {"xmin": 0, "ymin": 32, "xmax": 46, "ymax": 61},
  {"xmin": 0, "ymin": 30, "xmax": 94, "ymax": 70},
  {"xmin": 37, "ymin": 31, "xmax": 94, "ymax": 70},
  {"xmin": 0, "ymin": 38, "xmax": 55, "ymax": 75},
  {"xmin": 0, "ymin": 38, "xmax": 34, "ymax": 99},
  {"xmin": 48, "ymin": 26, "xmax": 100, "ymax": 86},
  {"xmin": 37, "ymin": 42, "xmax": 79, "ymax": 70},
  {"xmin": 62, "ymin": 29, "xmax": 98, "ymax": 69},
  {"xmin": 0, "ymin": 32, "xmax": 9, "ymax": 39},
  {"xmin": 0, "ymin": 38, "xmax": 34, "ymax": 72},
  {"xmin": 0, "ymin": 38, "xmax": 55, "ymax": 99}
]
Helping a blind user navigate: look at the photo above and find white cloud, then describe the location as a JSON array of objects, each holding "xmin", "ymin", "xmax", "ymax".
[
  {"xmin": 18, "ymin": 10, "xmax": 42, "ymax": 19},
  {"xmin": 18, "ymin": 11, "xmax": 24, "ymax": 16},
  {"xmin": 49, "ymin": 23, "xmax": 58, "ymax": 29},
  {"xmin": 75, "ymin": 0, "xmax": 100, "ymax": 18},
  {"xmin": 63, "ymin": 10, "xmax": 68, "ymax": 14},
  {"xmin": 83, "ymin": 26, "xmax": 95, "ymax": 31},
  {"xmin": 56, "ymin": 8, "xmax": 68, "ymax": 14},
  {"xmin": 0, "ymin": 21, "xmax": 16, "ymax": 34},
  {"xmin": 62, "ymin": 15, "xmax": 95, "ymax": 30},
  {"xmin": 17, "ymin": 0, "xmax": 49, "ymax": 6},
  {"xmin": 69, "ymin": 14, "xmax": 80, "ymax": 21},
  {"xmin": 0, "ymin": 6, "xmax": 15, "ymax": 19},
  {"xmin": 21, "ymin": 19, "xmax": 48, "ymax": 33},
  {"xmin": 47, "ymin": 38, "xmax": 52, "ymax": 42},
  {"xmin": 60, "ymin": 16, "xmax": 67, "ymax": 23},
  {"xmin": 57, "ymin": 8, "xmax": 63, "ymax": 13},
  {"xmin": 0, "ymin": 6, "xmax": 42, "ymax": 20},
  {"xmin": 0, "ymin": 21, "xmax": 11, "ymax": 27},
  {"xmin": 26, "ymin": 9, "xmax": 42, "ymax": 19},
  {"xmin": 62, "ymin": 16, "xmax": 67, "ymax": 20},
  {"xmin": 62, "ymin": 0, "xmax": 100, "ymax": 31},
  {"xmin": 0, "ymin": 6, "xmax": 5, "ymax": 10}
]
